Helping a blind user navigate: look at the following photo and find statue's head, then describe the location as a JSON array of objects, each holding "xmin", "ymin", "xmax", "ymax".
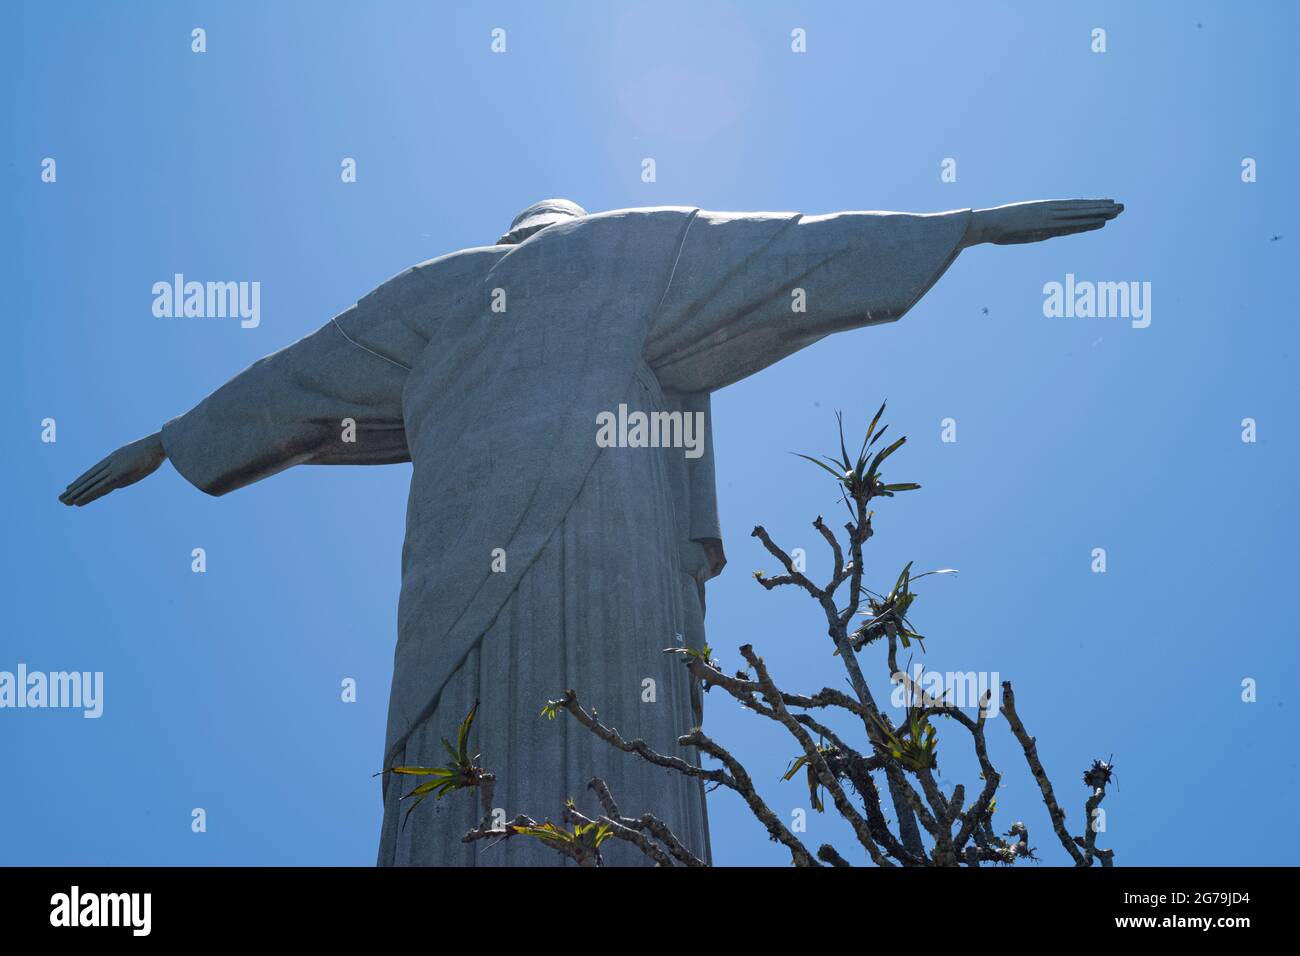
[{"xmin": 497, "ymin": 198, "xmax": 587, "ymax": 245}]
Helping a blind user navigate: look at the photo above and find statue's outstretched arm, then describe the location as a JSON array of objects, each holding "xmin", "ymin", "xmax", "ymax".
[
  {"xmin": 60, "ymin": 431, "xmax": 168, "ymax": 507},
  {"xmin": 646, "ymin": 198, "xmax": 1122, "ymax": 394},
  {"xmin": 61, "ymin": 304, "xmax": 412, "ymax": 505},
  {"xmin": 962, "ymin": 199, "xmax": 1124, "ymax": 248}
]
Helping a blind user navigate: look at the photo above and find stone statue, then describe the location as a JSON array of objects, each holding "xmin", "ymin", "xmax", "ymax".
[{"xmin": 60, "ymin": 197, "xmax": 1123, "ymax": 865}]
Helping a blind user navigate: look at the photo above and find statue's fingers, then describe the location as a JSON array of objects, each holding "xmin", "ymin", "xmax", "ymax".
[
  {"xmin": 66, "ymin": 467, "xmax": 116, "ymax": 503},
  {"xmin": 62, "ymin": 475, "xmax": 108, "ymax": 505},
  {"xmin": 1056, "ymin": 198, "xmax": 1114, "ymax": 209},
  {"xmin": 71, "ymin": 472, "xmax": 120, "ymax": 506},
  {"xmin": 62, "ymin": 483, "xmax": 96, "ymax": 507},
  {"xmin": 1054, "ymin": 213, "xmax": 1113, "ymax": 225},
  {"xmin": 1071, "ymin": 204, "xmax": 1123, "ymax": 221},
  {"xmin": 65, "ymin": 459, "xmax": 111, "ymax": 494},
  {"xmin": 1052, "ymin": 202, "xmax": 1118, "ymax": 219},
  {"xmin": 1055, "ymin": 221, "xmax": 1108, "ymax": 237},
  {"xmin": 62, "ymin": 463, "xmax": 112, "ymax": 503}
]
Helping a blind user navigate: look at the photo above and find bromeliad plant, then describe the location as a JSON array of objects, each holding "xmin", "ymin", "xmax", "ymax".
[
  {"xmin": 503, "ymin": 811, "xmax": 617, "ymax": 866},
  {"xmin": 851, "ymin": 561, "xmax": 939, "ymax": 652},
  {"xmin": 782, "ymin": 739, "xmax": 837, "ymax": 812},
  {"xmin": 868, "ymin": 707, "xmax": 938, "ymax": 773},
  {"xmin": 509, "ymin": 818, "xmax": 615, "ymax": 851},
  {"xmin": 399, "ymin": 404, "xmax": 1118, "ymax": 867},
  {"xmin": 794, "ymin": 405, "xmax": 920, "ymax": 506},
  {"xmin": 379, "ymin": 700, "xmax": 489, "ymax": 828}
]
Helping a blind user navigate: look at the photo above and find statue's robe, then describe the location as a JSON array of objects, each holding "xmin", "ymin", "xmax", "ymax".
[{"xmin": 158, "ymin": 205, "xmax": 972, "ymax": 865}]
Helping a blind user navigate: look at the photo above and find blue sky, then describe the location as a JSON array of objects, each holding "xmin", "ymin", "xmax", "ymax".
[{"xmin": 2, "ymin": 0, "xmax": 1296, "ymax": 866}]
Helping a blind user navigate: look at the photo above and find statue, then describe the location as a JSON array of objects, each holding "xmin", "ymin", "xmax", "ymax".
[{"xmin": 60, "ymin": 197, "xmax": 1123, "ymax": 865}]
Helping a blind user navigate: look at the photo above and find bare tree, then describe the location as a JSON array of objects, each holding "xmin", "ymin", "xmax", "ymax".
[{"xmin": 387, "ymin": 404, "xmax": 1116, "ymax": 867}]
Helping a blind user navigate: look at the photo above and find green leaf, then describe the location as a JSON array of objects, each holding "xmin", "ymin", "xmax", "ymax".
[
  {"xmin": 860, "ymin": 400, "xmax": 888, "ymax": 458},
  {"xmin": 910, "ymin": 568, "xmax": 958, "ymax": 581},
  {"xmin": 869, "ymin": 435, "xmax": 908, "ymax": 477},
  {"xmin": 792, "ymin": 452, "xmax": 848, "ymax": 483},
  {"xmin": 386, "ymin": 766, "xmax": 448, "ymax": 776},
  {"xmin": 782, "ymin": 755, "xmax": 809, "ymax": 781},
  {"xmin": 835, "ymin": 410, "xmax": 851, "ymax": 472},
  {"xmin": 402, "ymin": 780, "xmax": 448, "ymax": 799},
  {"xmin": 888, "ymin": 561, "xmax": 914, "ymax": 602},
  {"xmin": 456, "ymin": 700, "xmax": 479, "ymax": 760}
]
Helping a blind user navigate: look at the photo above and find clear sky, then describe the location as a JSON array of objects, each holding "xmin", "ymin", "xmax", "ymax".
[{"xmin": 2, "ymin": 0, "xmax": 1296, "ymax": 866}]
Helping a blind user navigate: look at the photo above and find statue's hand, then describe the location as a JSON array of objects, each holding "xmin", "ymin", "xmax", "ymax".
[
  {"xmin": 59, "ymin": 432, "xmax": 167, "ymax": 507},
  {"xmin": 966, "ymin": 199, "xmax": 1124, "ymax": 247}
]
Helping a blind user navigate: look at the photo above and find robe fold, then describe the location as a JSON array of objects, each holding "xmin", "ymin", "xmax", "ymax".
[{"xmin": 159, "ymin": 205, "xmax": 972, "ymax": 865}]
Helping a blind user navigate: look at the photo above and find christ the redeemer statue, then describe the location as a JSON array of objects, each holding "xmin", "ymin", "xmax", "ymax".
[{"xmin": 61, "ymin": 197, "xmax": 1122, "ymax": 866}]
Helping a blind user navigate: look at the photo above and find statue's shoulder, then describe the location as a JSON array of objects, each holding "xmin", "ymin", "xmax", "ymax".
[
  {"xmin": 581, "ymin": 206, "xmax": 699, "ymax": 235},
  {"xmin": 513, "ymin": 206, "xmax": 700, "ymax": 255},
  {"xmin": 354, "ymin": 247, "xmax": 506, "ymax": 317},
  {"xmin": 584, "ymin": 205, "xmax": 700, "ymax": 221},
  {"xmin": 408, "ymin": 244, "xmax": 509, "ymax": 276}
]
